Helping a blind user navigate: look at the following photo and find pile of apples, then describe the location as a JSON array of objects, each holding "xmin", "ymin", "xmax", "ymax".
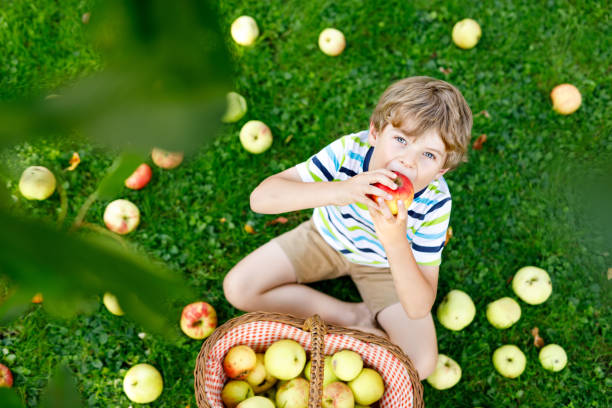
[{"xmin": 221, "ymin": 340, "xmax": 385, "ymax": 408}]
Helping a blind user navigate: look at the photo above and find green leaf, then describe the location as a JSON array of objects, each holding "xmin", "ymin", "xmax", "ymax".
[
  {"xmin": 40, "ymin": 364, "xmax": 83, "ymax": 408},
  {"xmin": 94, "ymin": 151, "xmax": 144, "ymax": 200},
  {"xmin": 0, "ymin": 389, "xmax": 25, "ymax": 408}
]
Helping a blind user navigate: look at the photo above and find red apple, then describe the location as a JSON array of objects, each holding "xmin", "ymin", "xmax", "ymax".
[
  {"xmin": 125, "ymin": 163, "xmax": 152, "ymax": 190},
  {"xmin": 367, "ymin": 171, "xmax": 414, "ymax": 214},
  {"xmin": 151, "ymin": 148, "xmax": 184, "ymax": 169},
  {"xmin": 103, "ymin": 199, "xmax": 140, "ymax": 234},
  {"xmin": 180, "ymin": 301, "xmax": 217, "ymax": 340},
  {"xmin": 0, "ymin": 363, "xmax": 13, "ymax": 387},
  {"xmin": 224, "ymin": 345, "xmax": 257, "ymax": 380}
]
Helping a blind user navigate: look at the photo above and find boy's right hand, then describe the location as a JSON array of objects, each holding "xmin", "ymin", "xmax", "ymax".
[{"xmin": 335, "ymin": 169, "xmax": 398, "ymax": 209}]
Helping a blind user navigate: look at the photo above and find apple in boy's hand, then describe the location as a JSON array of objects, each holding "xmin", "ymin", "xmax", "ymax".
[
  {"xmin": 492, "ymin": 345, "xmax": 526, "ymax": 378},
  {"xmin": 331, "ymin": 349, "xmax": 363, "ymax": 381},
  {"xmin": 103, "ymin": 292, "xmax": 124, "ymax": 316},
  {"xmin": 231, "ymin": 16, "xmax": 259, "ymax": 46},
  {"xmin": 224, "ymin": 345, "xmax": 257, "ymax": 380},
  {"xmin": 240, "ymin": 120, "xmax": 273, "ymax": 154},
  {"xmin": 275, "ymin": 378, "xmax": 309, "ymax": 408},
  {"xmin": 512, "ymin": 266, "xmax": 552, "ymax": 305},
  {"xmin": 348, "ymin": 368, "xmax": 385, "ymax": 405},
  {"xmin": 223, "ymin": 92, "xmax": 248, "ymax": 123},
  {"xmin": 367, "ymin": 170, "xmax": 414, "ymax": 214},
  {"xmin": 123, "ymin": 363, "xmax": 163, "ymax": 403},
  {"xmin": 222, "ymin": 380, "xmax": 255, "ymax": 408},
  {"xmin": 486, "ymin": 297, "xmax": 521, "ymax": 329},
  {"xmin": 539, "ymin": 344, "xmax": 567, "ymax": 372},
  {"xmin": 322, "ymin": 381, "xmax": 354, "ymax": 408},
  {"xmin": 151, "ymin": 148, "xmax": 184, "ymax": 169},
  {"xmin": 264, "ymin": 339, "xmax": 306, "ymax": 380},
  {"xmin": 318, "ymin": 28, "xmax": 346, "ymax": 56},
  {"xmin": 452, "ymin": 18, "xmax": 482, "ymax": 49},
  {"xmin": 19, "ymin": 166, "xmax": 56, "ymax": 200},
  {"xmin": 436, "ymin": 289, "xmax": 476, "ymax": 331},
  {"xmin": 103, "ymin": 199, "xmax": 140, "ymax": 234},
  {"xmin": 180, "ymin": 301, "xmax": 217, "ymax": 340},
  {"xmin": 236, "ymin": 396, "xmax": 275, "ymax": 408},
  {"xmin": 551, "ymin": 84, "xmax": 582, "ymax": 115},
  {"xmin": 125, "ymin": 163, "xmax": 152, "ymax": 190},
  {"xmin": 426, "ymin": 354, "xmax": 461, "ymax": 390},
  {"xmin": 0, "ymin": 363, "xmax": 13, "ymax": 387}
]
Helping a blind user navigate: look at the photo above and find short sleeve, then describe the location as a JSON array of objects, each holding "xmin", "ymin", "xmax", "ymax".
[
  {"xmin": 410, "ymin": 198, "xmax": 451, "ymax": 266},
  {"xmin": 295, "ymin": 137, "xmax": 347, "ymax": 182}
]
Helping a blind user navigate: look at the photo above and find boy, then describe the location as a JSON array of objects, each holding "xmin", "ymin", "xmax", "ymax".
[{"xmin": 224, "ymin": 76, "xmax": 472, "ymax": 379}]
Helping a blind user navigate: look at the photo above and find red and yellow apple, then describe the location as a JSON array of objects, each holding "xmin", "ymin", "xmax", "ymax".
[
  {"xmin": 367, "ymin": 171, "xmax": 414, "ymax": 214},
  {"xmin": 125, "ymin": 163, "xmax": 152, "ymax": 190},
  {"xmin": 239, "ymin": 120, "xmax": 273, "ymax": 154},
  {"xmin": 180, "ymin": 301, "xmax": 217, "ymax": 340},
  {"xmin": 318, "ymin": 28, "xmax": 346, "ymax": 56},
  {"xmin": 103, "ymin": 199, "xmax": 140, "ymax": 234},
  {"xmin": 551, "ymin": 84, "xmax": 582, "ymax": 115},
  {"xmin": 18, "ymin": 166, "xmax": 56, "ymax": 200},
  {"xmin": 151, "ymin": 148, "xmax": 184, "ymax": 169},
  {"xmin": 322, "ymin": 381, "xmax": 354, "ymax": 408},
  {"xmin": 224, "ymin": 345, "xmax": 257, "ymax": 380},
  {"xmin": 0, "ymin": 363, "xmax": 13, "ymax": 387},
  {"xmin": 275, "ymin": 378, "xmax": 309, "ymax": 408}
]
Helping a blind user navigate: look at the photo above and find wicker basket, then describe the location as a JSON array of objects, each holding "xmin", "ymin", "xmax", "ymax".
[{"xmin": 194, "ymin": 312, "xmax": 424, "ymax": 408}]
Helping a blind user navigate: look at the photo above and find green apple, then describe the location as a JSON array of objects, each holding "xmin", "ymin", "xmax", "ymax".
[
  {"xmin": 264, "ymin": 339, "xmax": 306, "ymax": 380},
  {"xmin": 231, "ymin": 16, "xmax": 259, "ymax": 46},
  {"xmin": 247, "ymin": 353, "xmax": 277, "ymax": 393},
  {"xmin": 486, "ymin": 297, "xmax": 521, "ymax": 329},
  {"xmin": 318, "ymin": 28, "xmax": 346, "ymax": 56},
  {"xmin": 303, "ymin": 356, "xmax": 338, "ymax": 386},
  {"xmin": 275, "ymin": 378, "xmax": 309, "ymax": 408},
  {"xmin": 452, "ymin": 18, "xmax": 481, "ymax": 49},
  {"xmin": 322, "ymin": 381, "xmax": 354, "ymax": 408},
  {"xmin": 222, "ymin": 380, "xmax": 255, "ymax": 408},
  {"xmin": 103, "ymin": 292, "xmax": 124, "ymax": 316},
  {"xmin": 426, "ymin": 354, "xmax": 461, "ymax": 390},
  {"xmin": 123, "ymin": 363, "xmax": 163, "ymax": 403},
  {"xmin": 512, "ymin": 266, "xmax": 552, "ymax": 305},
  {"xmin": 239, "ymin": 120, "xmax": 273, "ymax": 154},
  {"xmin": 492, "ymin": 345, "xmax": 526, "ymax": 378},
  {"xmin": 224, "ymin": 345, "xmax": 257, "ymax": 380},
  {"xmin": 539, "ymin": 344, "xmax": 567, "ymax": 372},
  {"xmin": 348, "ymin": 368, "xmax": 384, "ymax": 405},
  {"xmin": 236, "ymin": 396, "xmax": 275, "ymax": 408},
  {"xmin": 331, "ymin": 349, "xmax": 363, "ymax": 381},
  {"xmin": 19, "ymin": 166, "xmax": 56, "ymax": 200},
  {"xmin": 222, "ymin": 92, "xmax": 248, "ymax": 123},
  {"xmin": 436, "ymin": 289, "xmax": 476, "ymax": 331}
]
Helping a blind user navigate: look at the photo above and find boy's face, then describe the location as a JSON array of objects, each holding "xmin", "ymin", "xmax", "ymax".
[{"xmin": 368, "ymin": 121, "xmax": 449, "ymax": 193}]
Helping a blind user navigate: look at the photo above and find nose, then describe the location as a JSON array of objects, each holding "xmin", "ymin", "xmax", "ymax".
[{"xmin": 399, "ymin": 150, "xmax": 417, "ymax": 168}]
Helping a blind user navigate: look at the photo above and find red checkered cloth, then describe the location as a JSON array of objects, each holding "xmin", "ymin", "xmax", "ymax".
[{"xmin": 204, "ymin": 320, "xmax": 414, "ymax": 407}]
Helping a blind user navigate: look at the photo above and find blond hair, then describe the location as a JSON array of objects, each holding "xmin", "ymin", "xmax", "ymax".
[{"xmin": 370, "ymin": 76, "xmax": 472, "ymax": 170}]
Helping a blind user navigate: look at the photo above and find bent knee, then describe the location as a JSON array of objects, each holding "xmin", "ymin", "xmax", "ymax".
[
  {"xmin": 223, "ymin": 267, "xmax": 256, "ymax": 310},
  {"xmin": 416, "ymin": 349, "xmax": 438, "ymax": 380}
]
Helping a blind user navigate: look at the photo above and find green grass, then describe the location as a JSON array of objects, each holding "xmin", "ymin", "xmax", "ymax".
[{"xmin": 1, "ymin": 0, "xmax": 611, "ymax": 406}]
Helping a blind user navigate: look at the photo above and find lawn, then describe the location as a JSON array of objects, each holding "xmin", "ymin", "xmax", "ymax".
[{"xmin": 1, "ymin": 0, "xmax": 611, "ymax": 407}]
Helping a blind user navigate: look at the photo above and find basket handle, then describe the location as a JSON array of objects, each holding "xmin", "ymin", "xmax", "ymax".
[{"xmin": 303, "ymin": 315, "xmax": 327, "ymax": 408}]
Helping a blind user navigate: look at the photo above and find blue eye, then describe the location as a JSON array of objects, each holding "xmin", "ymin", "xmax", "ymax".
[
  {"xmin": 424, "ymin": 152, "xmax": 435, "ymax": 159},
  {"xmin": 394, "ymin": 136, "xmax": 407, "ymax": 145}
]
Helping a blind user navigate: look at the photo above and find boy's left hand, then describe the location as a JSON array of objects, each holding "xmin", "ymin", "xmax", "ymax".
[{"xmin": 368, "ymin": 198, "xmax": 408, "ymax": 248}]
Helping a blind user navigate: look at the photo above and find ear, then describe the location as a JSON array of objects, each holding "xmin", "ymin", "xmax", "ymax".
[
  {"xmin": 368, "ymin": 121, "xmax": 379, "ymax": 146},
  {"xmin": 435, "ymin": 167, "xmax": 450, "ymax": 179}
]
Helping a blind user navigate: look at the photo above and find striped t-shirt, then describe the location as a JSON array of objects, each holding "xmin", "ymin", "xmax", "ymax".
[{"xmin": 295, "ymin": 130, "xmax": 452, "ymax": 267}]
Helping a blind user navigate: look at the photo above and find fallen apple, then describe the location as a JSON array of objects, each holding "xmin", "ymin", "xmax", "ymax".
[
  {"xmin": 231, "ymin": 16, "xmax": 259, "ymax": 46},
  {"xmin": 151, "ymin": 148, "xmax": 184, "ymax": 169},
  {"xmin": 539, "ymin": 344, "xmax": 567, "ymax": 372},
  {"xmin": 512, "ymin": 266, "xmax": 552, "ymax": 305},
  {"xmin": 103, "ymin": 199, "xmax": 140, "ymax": 235},
  {"xmin": 348, "ymin": 368, "xmax": 385, "ymax": 405},
  {"xmin": 436, "ymin": 289, "xmax": 476, "ymax": 331},
  {"xmin": 222, "ymin": 380, "xmax": 255, "ymax": 408},
  {"xmin": 180, "ymin": 301, "xmax": 217, "ymax": 340},
  {"xmin": 275, "ymin": 378, "xmax": 309, "ymax": 408},
  {"xmin": 247, "ymin": 353, "xmax": 277, "ymax": 393},
  {"xmin": 125, "ymin": 163, "xmax": 152, "ymax": 190},
  {"xmin": 236, "ymin": 396, "xmax": 275, "ymax": 408},
  {"xmin": 452, "ymin": 18, "xmax": 482, "ymax": 49},
  {"xmin": 486, "ymin": 297, "xmax": 521, "ymax": 329},
  {"xmin": 239, "ymin": 120, "xmax": 273, "ymax": 154},
  {"xmin": 318, "ymin": 28, "xmax": 346, "ymax": 56},
  {"xmin": 304, "ymin": 356, "xmax": 338, "ymax": 386},
  {"xmin": 492, "ymin": 345, "xmax": 526, "ymax": 378},
  {"xmin": 0, "ymin": 363, "xmax": 13, "ymax": 387},
  {"xmin": 331, "ymin": 349, "xmax": 363, "ymax": 381},
  {"xmin": 426, "ymin": 354, "xmax": 461, "ymax": 390},
  {"xmin": 103, "ymin": 292, "xmax": 124, "ymax": 316},
  {"xmin": 367, "ymin": 170, "xmax": 414, "ymax": 215},
  {"xmin": 322, "ymin": 381, "xmax": 354, "ymax": 408},
  {"xmin": 19, "ymin": 166, "xmax": 56, "ymax": 200},
  {"xmin": 223, "ymin": 92, "xmax": 248, "ymax": 123},
  {"xmin": 224, "ymin": 345, "xmax": 257, "ymax": 380},
  {"xmin": 264, "ymin": 339, "xmax": 306, "ymax": 380},
  {"xmin": 551, "ymin": 83, "xmax": 582, "ymax": 115},
  {"xmin": 123, "ymin": 363, "xmax": 163, "ymax": 404}
]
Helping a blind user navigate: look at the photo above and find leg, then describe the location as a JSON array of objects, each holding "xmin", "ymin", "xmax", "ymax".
[
  {"xmin": 376, "ymin": 303, "xmax": 438, "ymax": 380},
  {"xmin": 223, "ymin": 239, "xmax": 371, "ymax": 328}
]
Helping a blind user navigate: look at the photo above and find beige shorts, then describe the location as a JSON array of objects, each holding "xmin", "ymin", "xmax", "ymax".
[{"xmin": 273, "ymin": 218, "xmax": 399, "ymax": 316}]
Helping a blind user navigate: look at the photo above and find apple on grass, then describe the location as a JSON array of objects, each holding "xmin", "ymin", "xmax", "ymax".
[
  {"xmin": 304, "ymin": 356, "xmax": 338, "ymax": 386},
  {"xmin": 452, "ymin": 19, "xmax": 482, "ymax": 49},
  {"xmin": 19, "ymin": 166, "xmax": 56, "ymax": 200},
  {"xmin": 264, "ymin": 339, "xmax": 306, "ymax": 380},
  {"xmin": 236, "ymin": 396, "xmax": 275, "ymax": 408},
  {"xmin": 275, "ymin": 378, "xmax": 309, "ymax": 408},
  {"xmin": 125, "ymin": 163, "xmax": 152, "ymax": 190},
  {"xmin": 222, "ymin": 380, "xmax": 255, "ymax": 408},
  {"xmin": 123, "ymin": 363, "xmax": 163, "ymax": 403},
  {"xmin": 367, "ymin": 170, "xmax": 414, "ymax": 215},
  {"xmin": 426, "ymin": 354, "xmax": 461, "ymax": 390},
  {"xmin": 103, "ymin": 292, "xmax": 124, "ymax": 316},
  {"xmin": 486, "ymin": 297, "xmax": 521, "ymax": 329},
  {"xmin": 436, "ymin": 289, "xmax": 476, "ymax": 331},
  {"xmin": 512, "ymin": 266, "xmax": 552, "ymax": 305},
  {"xmin": 539, "ymin": 344, "xmax": 567, "ymax": 372},
  {"xmin": 151, "ymin": 147, "xmax": 184, "ymax": 169},
  {"xmin": 224, "ymin": 345, "xmax": 257, "ymax": 380},
  {"xmin": 318, "ymin": 28, "xmax": 346, "ymax": 56},
  {"xmin": 331, "ymin": 349, "xmax": 363, "ymax": 382},
  {"xmin": 247, "ymin": 353, "xmax": 277, "ymax": 393},
  {"xmin": 0, "ymin": 363, "xmax": 13, "ymax": 387},
  {"xmin": 180, "ymin": 301, "xmax": 217, "ymax": 340},
  {"xmin": 103, "ymin": 199, "xmax": 140, "ymax": 235},
  {"xmin": 492, "ymin": 345, "xmax": 526, "ymax": 378},
  {"xmin": 322, "ymin": 381, "xmax": 354, "ymax": 408},
  {"xmin": 223, "ymin": 92, "xmax": 248, "ymax": 123},
  {"xmin": 231, "ymin": 16, "xmax": 259, "ymax": 46},
  {"xmin": 240, "ymin": 120, "xmax": 273, "ymax": 154},
  {"xmin": 348, "ymin": 368, "xmax": 385, "ymax": 405},
  {"xmin": 551, "ymin": 84, "xmax": 582, "ymax": 115}
]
